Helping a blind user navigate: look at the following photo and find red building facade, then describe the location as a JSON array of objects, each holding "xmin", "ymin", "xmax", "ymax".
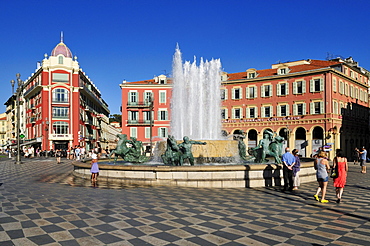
[
  {"xmin": 22, "ymin": 39, "xmax": 110, "ymax": 151},
  {"xmin": 221, "ymin": 58, "xmax": 370, "ymax": 158},
  {"xmin": 120, "ymin": 75, "xmax": 172, "ymax": 152}
]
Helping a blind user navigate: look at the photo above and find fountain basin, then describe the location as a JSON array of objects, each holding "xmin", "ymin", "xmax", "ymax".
[{"xmin": 72, "ymin": 160, "xmax": 316, "ymax": 188}]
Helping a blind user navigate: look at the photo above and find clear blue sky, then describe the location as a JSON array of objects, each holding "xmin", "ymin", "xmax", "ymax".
[{"xmin": 1, "ymin": 0, "xmax": 370, "ymax": 115}]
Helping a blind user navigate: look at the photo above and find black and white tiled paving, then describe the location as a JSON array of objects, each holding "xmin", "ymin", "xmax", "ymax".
[{"xmin": 0, "ymin": 157, "xmax": 369, "ymax": 245}]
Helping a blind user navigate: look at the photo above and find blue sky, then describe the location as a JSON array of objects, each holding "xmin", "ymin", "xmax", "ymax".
[{"xmin": 1, "ymin": 0, "xmax": 370, "ymax": 114}]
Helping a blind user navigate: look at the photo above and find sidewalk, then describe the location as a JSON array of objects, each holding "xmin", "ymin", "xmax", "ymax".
[{"xmin": 0, "ymin": 158, "xmax": 369, "ymax": 245}]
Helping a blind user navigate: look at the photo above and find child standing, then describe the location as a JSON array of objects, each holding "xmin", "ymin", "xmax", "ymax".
[{"xmin": 90, "ymin": 152, "xmax": 99, "ymax": 181}]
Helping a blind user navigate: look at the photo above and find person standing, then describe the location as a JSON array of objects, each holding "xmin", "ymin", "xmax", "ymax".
[
  {"xmin": 313, "ymin": 151, "xmax": 331, "ymax": 203},
  {"xmin": 282, "ymin": 147, "xmax": 295, "ymax": 191},
  {"xmin": 358, "ymin": 147, "xmax": 367, "ymax": 174},
  {"xmin": 333, "ymin": 149, "xmax": 348, "ymax": 203},
  {"xmin": 353, "ymin": 147, "xmax": 360, "ymax": 165},
  {"xmin": 292, "ymin": 149, "xmax": 301, "ymax": 190},
  {"xmin": 90, "ymin": 151, "xmax": 99, "ymax": 182},
  {"xmin": 55, "ymin": 149, "xmax": 62, "ymax": 164}
]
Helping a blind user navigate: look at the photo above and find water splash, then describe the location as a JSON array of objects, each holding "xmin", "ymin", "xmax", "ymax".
[{"xmin": 171, "ymin": 45, "xmax": 222, "ymax": 140}]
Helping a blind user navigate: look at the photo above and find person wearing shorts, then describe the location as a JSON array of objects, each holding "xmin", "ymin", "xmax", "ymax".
[
  {"xmin": 313, "ymin": 151, "xmax": 331, "ymax": 203},
  {"xmin": 359, "ymin": 147, "xmax": 367, "ymax": 174}
]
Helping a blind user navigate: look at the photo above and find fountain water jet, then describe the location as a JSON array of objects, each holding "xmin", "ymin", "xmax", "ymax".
[{"xmin": 171, "ymin": 45, "xmax": 222, "ymax": 140}]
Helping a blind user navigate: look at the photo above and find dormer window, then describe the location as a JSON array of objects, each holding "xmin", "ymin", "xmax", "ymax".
[
  {"xmin": 58, "ymin": 56, "xmax": 63, "ymax": 64},
  {"xmin": 246, "ymin": 68, "xmax": 258, "ymax": 79},
  {"xmin": 154, "ymin": 75, "xmax": 167, "ymax": 84},
  {"xmin": 278, "ymin": 67, "xmax": 290, "ymax": 75}
]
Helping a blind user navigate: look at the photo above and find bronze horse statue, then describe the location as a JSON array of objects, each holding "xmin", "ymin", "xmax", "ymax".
[{"xmin": 108, "ymin": 134, "xmax": 131, "ymax": 162}]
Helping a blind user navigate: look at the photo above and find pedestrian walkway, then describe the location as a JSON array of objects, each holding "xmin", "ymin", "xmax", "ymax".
[{"xmin": 0, "ymin": 157, "xmax": 369, "ymax": 245}]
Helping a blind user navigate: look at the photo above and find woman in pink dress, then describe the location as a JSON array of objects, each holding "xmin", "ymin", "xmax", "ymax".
[{"xmin": 333, "ymin": 149, "xmax": 348, "ymax": 203}]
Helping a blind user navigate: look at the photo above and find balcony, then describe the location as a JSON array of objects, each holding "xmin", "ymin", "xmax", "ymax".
[
  {"xmin": 49, "ymin": 134, "xmax": 73, "ymax": 141},
  {"xmin": 127, "ymin": 101, "xmax": 152, "ymax": 108},
  {"xmin": 30, "ymin": 117, "xmax": 36, "ymax": 124},
  {"xmin": 127, "ymin": 119, "xmax": 153, "ymax": 126}
]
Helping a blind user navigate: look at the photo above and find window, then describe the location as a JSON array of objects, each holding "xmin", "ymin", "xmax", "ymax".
[
  {"xmin": 293, "ymin": 80, "xmax": 306, "ymax": 94},
  {"xmin": 52, "ymin": 121, "xmax": 68, "ymax": 134},
  {"xmin": 128, "ymin": 111, "xmax": 138, "ymax": 121},
  {"xmin": 158, "ymin": 127, "xmax": 168, "ymax": 138},
  {"xmin": 52, "ymin": 88, "xmax": 69, "ymax": 103},
  {"xmin": 277, "ymin": 83, "xmax": 289, "ymax": 96},
  {"xmin": 293, "ymin": 103, "xmax": 306, "ymax": 115},
  {"xmin": 145, "ymin": 127, "xmax": 151, "ymax": 139},
  {"xmin": 261, "ymin": 106, "xmax": 272, "ymax": 117},
  {"xmin": 144, "ymin": 91, "xmax": 153, "ymax": 104},
  {"xmin": 129, "ymin": 91, "xmax": 138, "ymax": 103},
  {"xmin": 159, "ymin": 91, "xmax": 166, "ymax": 103},
  {"xmin": 58, "ymin": 56, "xmax": 63, "ymax": 64},
  {"xmin": 221, "ymin": 89, "xmax": 228, "ymax": 100},
  {"xmin": 339, "ymin": 81, "xmax": 344, "ymax": 94},
  {"xmin": 221, "ymin": 108, "xmax": 228, "ymax": 119},
  {"xmin": 246, "ymin": 107, "xmax": 257, "ymax": 118},
  {"xmin": 246, "ymin": 86, "xmax": 257, "ymax": 99},
  {"xmin": 130, "ymin": 127, "xmax": 137, "ymax": 138},
  {"xmin": 278, "ymin": 105, "xmax": 289, "ymax": 117},
  {"xmin": 52, "ymin": 73, "xmax": 69, "ymax": 83},
  {"xmin": 248, "ymin": 72, "xmax": 256, "ymax": 78},
  {"xmin": 333, "ymin": 101, "xmax": 338, "ymax": 114},
  {"xmin": 158, "ymin": 110, "xmax": 168, "ymax": 120},
  {"xmin": 232, "ymin": 88, "xmax": 242, "ymax": 99},
  {"xmin": 143, "ymin": 111, "xmax": 152, "ymax": 121},
  {"xmin": 310, "ymin": 101, "xmax": 324, "ymax": 114},
  {"xmin": 232, "ymin": 108, "xmax": 242, "ymax": 119},
  {"xmin": 278, "ymin": 67, "xmax": 289, "ymax": 75},
  {"xmin": 52, "ymin": 107, "xmax": 69, "ymax": 118},
  {"xmin": 261, "ymin": 84, "xmax": 272, "ymax": 97},
  {"xmin": 332, "ymin": 78, "xmax": 337, "ymax": 92},
  {"xmin": 310, "ymin": 78, "xmax": 323, "ymax": 92}
]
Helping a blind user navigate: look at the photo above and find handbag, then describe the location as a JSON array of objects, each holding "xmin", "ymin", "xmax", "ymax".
[{"xmin": 330, "ymin": 166, "xmax": 338, "ymax": 178}]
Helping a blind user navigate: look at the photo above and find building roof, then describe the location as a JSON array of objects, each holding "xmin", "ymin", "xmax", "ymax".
[
  {"xmin": 51, "ymin": 41, "xmax": 72, "ymax": 58},
  {"xmin": 227, "ymin": 59, "xmax": 343, "ymax": 81}
]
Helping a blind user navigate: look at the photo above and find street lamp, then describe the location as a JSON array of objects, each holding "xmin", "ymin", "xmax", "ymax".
[
  {"xmin": 146, "ymin": 94, "xmax": 154, "ymax": 157},
  {"xmin": 10, "ymin": 80, "xmax": 15, "ymax": 95},
  {"xmin": 285, "ymin": 125, "xmax": 291, "ymax": 148},
  {"xmin": 15, "ymin": 73, "xmax": 24, "ymax": 164}
]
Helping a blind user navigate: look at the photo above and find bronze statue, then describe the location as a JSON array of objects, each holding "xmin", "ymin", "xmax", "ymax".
[
  {"xmin": 178, "ymin": 136, "xmax": 207, "ymax": 166},
  {"xmin": 108, "ymin": 134, "xmax": 148, "ymax": 163},
  {"xmin": 161, "ymin": 135, "xmax": 181, "ymax": 165},
  {"xmin": 249, "ymin": 129, "xmax": 283, "ymax": 164},
  {"xmin": 161, "ymin": 136, "xmax": 207, "ymax": 166}
]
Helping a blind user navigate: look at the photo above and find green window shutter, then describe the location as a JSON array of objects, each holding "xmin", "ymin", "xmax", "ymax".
[
  {"xmin": 286, "ymin": 83, "xmax": 289, "ymax": 95},
  {"xmin": 303, "ymin": 103, "xmax": 306, "ymax": 115},
  {"xmin": 320, "ymin": 78, "xmax": 324, "ymax": 91},
  {"xmin": 225, "ymin": 89, "xmax": 228, "ymax": 100},
  {"xmin": 246, "ymin": 108, "xmax": 250, "ymax": 118},
  {"xmin": 254, "ymin": 86, "xmax": 258, "ymax": 98},
  {"xmin": 277, "ymin": 105, "xmax": 281, "ymax": 116},
  {"xmin": 246, "ymin": 88, "xmax": 250, "ymax": 99},
  {"xmin": 270, "ymin": 106, "xmax": 273, "ymax": 116},
  {"xmin": 310, "ymin": 80, "xmax": 314, "ymax": 92},
  {"xmin": 277, "ymin": 84, "xmax": 281, "ymax": 96},
  {"xmin": 310, "ymin": 102, "xmax": 314, "ymax": 114},
  {"xmin": 302, "ymin": 80, "xmax": 306, "ymax": 93},
  {"xmin": 231, "ymin": 89, "xmax": 235, "ymax": 99},
  {"xmin": 293, "ymin": 82, "xmax": 297, "ymax": 94},
  {"xmin": 269, "ymin": 85, "xmax": 273, "ymax": 97},
  {"xmin": 261, "ymin": 85, "xmax": 265, "ymax": 97},
  {"xmin": 320, "ymin": 102, "xmax": 324, "ymax": 114},
  {"xmin": 293, "ymin": 104, "xmax": 297, "ymax": 115}
]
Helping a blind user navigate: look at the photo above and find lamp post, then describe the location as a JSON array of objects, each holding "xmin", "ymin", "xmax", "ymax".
[
  {"xmin": 146, "ymin": 94, "xmax": 154, "ymax": 157},
  {"xmin": 14, "ymin": 73, "xmax": 24, "ymax": 164},
  {"xmin": 285, "ymin": 125, "xmax": 290, "ymax": 148}
]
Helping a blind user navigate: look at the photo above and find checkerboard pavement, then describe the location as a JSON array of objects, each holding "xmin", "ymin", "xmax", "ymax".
[{"xmin": 0, "ymin": 157, "xmax": 369, "ymax": 245}]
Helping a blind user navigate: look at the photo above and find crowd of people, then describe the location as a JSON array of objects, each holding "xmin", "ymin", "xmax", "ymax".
[{"xmin": 282, "ymin": 145, "xmax": 367, "ymax": 204}]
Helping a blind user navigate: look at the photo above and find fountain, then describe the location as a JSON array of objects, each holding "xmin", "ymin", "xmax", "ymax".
[{"xmin": 72, "ymin": 46, "xmax": 316, "ymax": 187}]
